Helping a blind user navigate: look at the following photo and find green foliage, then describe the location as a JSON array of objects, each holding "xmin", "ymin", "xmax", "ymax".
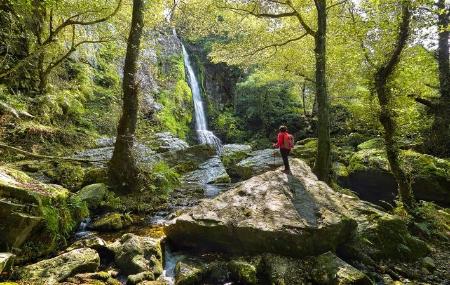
[{"xmin": 139, "ymin": 161, "xmax": 180, "ymax": 197}]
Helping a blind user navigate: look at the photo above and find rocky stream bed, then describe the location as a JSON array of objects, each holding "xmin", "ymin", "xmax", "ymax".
[{"xmin": 0, "ymin": 136, "xmax": 449, "ymax": 285}]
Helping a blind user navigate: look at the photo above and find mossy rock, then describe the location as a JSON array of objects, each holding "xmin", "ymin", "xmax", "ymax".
[
  {"xmin": 220, "ymin": 144, "xmax": 252, "ymax": 170},
  {"xmin": 346, "ymin": 148, "xmax": 450, "ymax": 205},
  {"xmin": 312, "ymin": 252, "xmax": 372, "ymax": 285},
  {"xmin": 45, "ymin": 162, "xmax": 86, "ymax": 192},
  {"xmin": 291, "ymin": 138, "xmax": 318, "ymax": 166},
  {"xmin": 0, "ymin": 166, "xmax": 88, "ymax": 261},
  {"xmin": 347, "ymin": 214, "xmax": 430, "ymax": 261},
  {"xmin": 90, "ymin": 212, "xmax": 133, "ymax": 232},
  {"xmin": 76, "ymin": 183, "xmax": 108, "ymax": 210},
  {"xmin": 228, "ymin": 260, "xmax": 258, "ymax": 285},
  {"xmin": 175, "ymin": 259, "xmax": 205, "ymax": 285},
  {"xmin": 357, "ymin": 138, "xmax": 385, "ymax": 150}
]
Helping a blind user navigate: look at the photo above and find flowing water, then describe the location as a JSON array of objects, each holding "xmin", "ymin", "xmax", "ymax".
[{"xmin": 181, "ymin": 44, "xmax": 222, "ymax": 152}]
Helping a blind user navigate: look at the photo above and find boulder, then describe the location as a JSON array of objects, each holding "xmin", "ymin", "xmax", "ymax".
[
  {"xmin": 347, "ymin": 148, "xmax": 450, "ymax": 205},
  {"xmin": 63, "ymin": 271, "xmax": 120, "ymax": 285},
  {"xmin": 165, "ymin": 159, "xmax": 362, "ymax": 257},
  {"xmin": 127, "ymin": 271, "xmax": 155, "ymax": 285},
  {"xmin": 159, "ymin": 144, "xmax": 216, "ymax": 174},
  {"xmin": 0, "ymin": 253, "xmax": 14, "ymax": 274},
  {"xmin": 311, "ymin": 252, "xmax": 372, "ymax": 285},
  {"xmin": 150, "ymin": 132, "xmax": 189, "ymax": 153},
  {"xmin": 230, "ymin": 149, "xmax": 283, "ymax": 180},
  {"xmin": 342, "ymin": 214, "xmax": 430, "ymax": 262},
  {"xmin": 108, "ymin": 233, "xmax": 163, "ymax": 276},
  {"xmin": 75, "ymin": 137, "xmax": 156, "ymax": 165},
  {"xmin": 175, "ymin": 259, "xmax": 204, "ymax": 285},
  {"xmin": 220, "ymin": 144, "xmax": 252, "ymax": 171},
  {"xmin": 89, "ymin": 212, "xmax": 133, "ymax": 232},
  {"xmin": 66, "ymin": 236, "xmax": 109, "ymax": 253},
  {"xmin": 182, "ymin": 156, "xmax": 230, "ymax": 185},
  {"xmin": 17, "ymin": 248, "xmax": 100, "ymax": 284},
  {"xmin": 0, "ymin": 166, "xmax": 87, "ymax": 260},
  {"xmin": 75, "ymin": 183, "xmax": 108, "ymax": 209}
]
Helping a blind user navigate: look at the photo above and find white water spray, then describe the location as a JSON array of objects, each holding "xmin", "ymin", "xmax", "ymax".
[{"xmin": 181, "ymin": 43, "xmax": 222, "ymax": 151}]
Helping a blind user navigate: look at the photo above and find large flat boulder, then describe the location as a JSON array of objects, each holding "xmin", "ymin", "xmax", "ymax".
[{"xmin": 165, "ymin": 159, "xmax": 364, "ymax": 257}]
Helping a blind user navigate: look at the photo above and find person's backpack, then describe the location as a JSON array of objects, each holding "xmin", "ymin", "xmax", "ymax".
[{"xmin": 282, "ymin": 133, "xmax": 294, "ymax": 149}]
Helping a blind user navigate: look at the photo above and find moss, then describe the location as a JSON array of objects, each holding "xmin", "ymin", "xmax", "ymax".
[
  {"xmin": 46, "ymin": 162, "xmax": 86, "ymax": 191},
  {"xmin": 347, "ymin": 148, "xmax": 388, "ymax": 173},
  {"xmin": 228, "ymin": 260, "xmax": 258, "ymax": 285},
  {"xmin": 361, "ymin": 215, "xmax": 430, "ymax": 261},
  {"xmin": 356, "ymin": 138, "xmax": 385, "ymax": 150}
]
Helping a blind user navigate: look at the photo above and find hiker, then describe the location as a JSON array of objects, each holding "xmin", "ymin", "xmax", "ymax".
[{"xmin": 273, "ymin": 125, "xmax": 294, "ymax": 174}]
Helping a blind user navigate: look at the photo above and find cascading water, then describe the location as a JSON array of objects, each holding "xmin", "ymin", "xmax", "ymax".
[{"xmin": 181, "ymin": 44, "xmax": 222, "ymax": 152}]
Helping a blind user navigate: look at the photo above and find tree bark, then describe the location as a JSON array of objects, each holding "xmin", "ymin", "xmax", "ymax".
[
  {"xmin": 108, "ymin": 0, "xmax": 144, "ymax": 193},
  {"xmin": 374, "ymin": 2, "xmax": 414, "ymax": 209},
  {"xmin": 312, "ymin": 0, "xmax": 331, "ymax": 183},
  {"xmin": 425, "ymin": 0, "xmax": 450, "ymax": 157}
]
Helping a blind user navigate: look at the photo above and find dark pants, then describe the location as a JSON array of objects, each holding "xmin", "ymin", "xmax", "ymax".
[{"xmin": 280, "ymin": 148, "xmax": 290, "ymax": 171}]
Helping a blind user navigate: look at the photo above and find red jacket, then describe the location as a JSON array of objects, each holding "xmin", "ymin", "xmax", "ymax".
[{"xmin": 274, "ymin": 132, "xmax": 291, "ymax": 149}]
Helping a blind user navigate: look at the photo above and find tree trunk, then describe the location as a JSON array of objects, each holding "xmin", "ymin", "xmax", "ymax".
[
  {"xmin": 425, "ymin": 0, "xmax": 450, "ymax": 157},
  {"xmin": 313, "ymin": 0, "xmax": 331, "ymax": 183},
  {"xmin": 108, "ymin": 0, "xmax": 144, "ymax": 193},
  {"xmin": 374, "ymin": 2, "xmax": 414, "ymax": 209}
]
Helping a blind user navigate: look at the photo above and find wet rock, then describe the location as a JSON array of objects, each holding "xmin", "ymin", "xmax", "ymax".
[
  {"xmin": 108, "ymin": 233, "xmax": 163, "ymax": 276},
  {"xmin": 0, "ymin": 252, "xmax": 14, "ymax": 274},
  {"xmin": 182, "ymin": 156, "xmax": 230, "ymax": 184},
  {"xmin": 220, "ymin": 144, "xmax": 252, "ymax": 172},
  {"xmin": 75, "ymin": 183, "xmax": 108, "ymax": 209},
  {"xmin": 0, "ymin": 166, "xmax": 86, "ymax": 260},
  {"xmin": 175, "ymin": 259, "xmax": 204, "ymax": 285},
  {"xmin": 347, "ymin": 148, "xmax": 450, "ymax": 205},
  {"xmin": 17, "ymin": 248, "xmax": 100, "ymax": 284},
  {"xmin": 127, "ymin": 271, "xmax": 155, "ymax": 285},
  {"xmin": 311, "ymin": 252, "xmax": 372, "ymax": 285},
  {"xmin": 89, "ymin": 212, "xmax": 133, "ymax": 232},
  {"xmin": 228, "ymin": 260, "xmax": 258, "ymax": 285},
  {"xmin": 151, "ymin": 132, "xmax": 189, "ymax": 153},
  {"xmin": 231, "ymin": 148, "xmax": 283, "ymax": 180},
  {"xmin": 166, "ymin": 159, "xmax": 359, "ymax": 257}
]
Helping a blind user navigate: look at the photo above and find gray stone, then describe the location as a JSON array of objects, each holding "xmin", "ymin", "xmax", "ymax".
[
  {"xmin": 231, "ymin": 148, "xmax": 283, "ymax": 180},
  {"xmin": 183, "ymin": 156, "xmax": 230, "ymax": 185},
  {"xmin": 0, "ymin": 252, "xmax": 14, "ymax": 273},
  {"xmin": 312, "ymin": 252, "xmax": 372, "ymax": 285},
  {"xmin": 109, "ymin": 233, "xmax": 163, "ymax": 276},
  {"xmin": 17, "ymin": 248, "xmax": 100, "ymax": 284},
  {"xmin": 166, "ymin": 159, "xmax": 364, "ymax": 257},
  {"xmin": 151, "ymin": 132, "xmax": 189, "ymax": 153},
  {"xmin": 75, "ymin": 183, "xmax": 108, "ymax": 209}
]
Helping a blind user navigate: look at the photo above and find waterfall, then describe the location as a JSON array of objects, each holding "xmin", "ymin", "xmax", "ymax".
[{"xmin": 181, "ymin": 43, "xmax": 222, "ymax": 152}]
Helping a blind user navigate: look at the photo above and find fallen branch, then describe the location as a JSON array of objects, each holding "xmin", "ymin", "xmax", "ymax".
[{"xmin": 0, "ymin": 143, "xmax": 107, "ymax": 163}]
